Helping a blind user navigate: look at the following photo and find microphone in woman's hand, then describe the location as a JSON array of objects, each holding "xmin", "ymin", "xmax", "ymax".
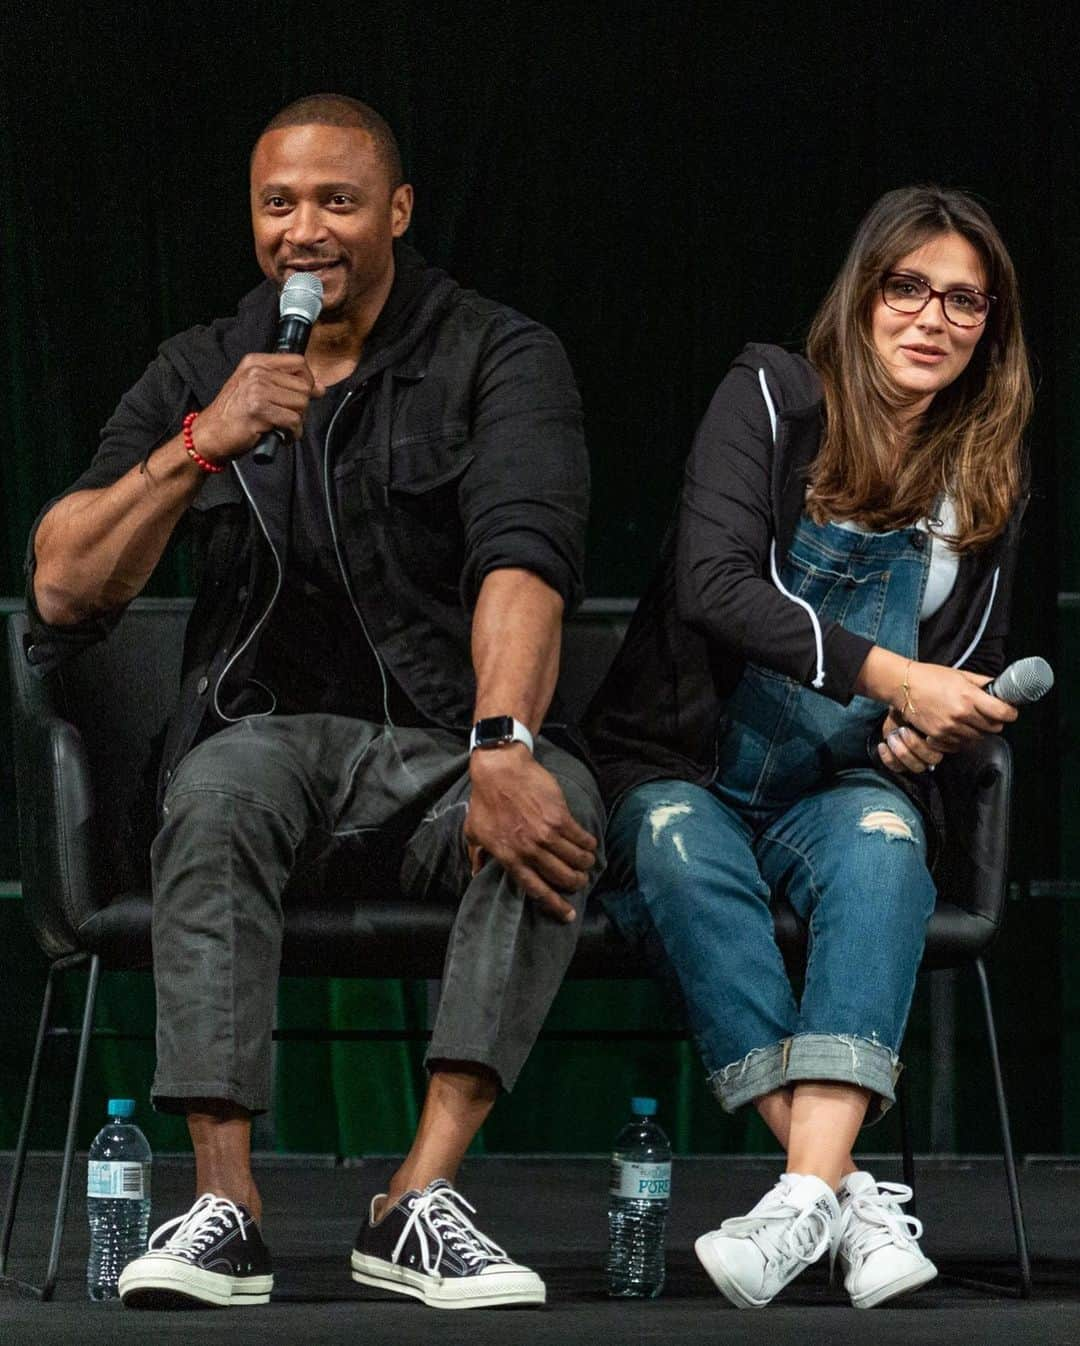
[{"xmin": 984, "ymin": 656, "xmax": 1054, "ymax": 705}]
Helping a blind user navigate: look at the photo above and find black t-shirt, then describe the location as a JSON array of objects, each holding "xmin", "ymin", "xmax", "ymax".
[{"xmin": 253, "ymin": 256, "xmax": 434, "ymax": 725}]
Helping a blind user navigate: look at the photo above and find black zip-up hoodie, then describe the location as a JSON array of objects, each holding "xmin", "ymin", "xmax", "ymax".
[
  {"xmin": 586, "ymin": 343, "xmax": 1025, "ymax": 815},
  {"xmin": 25, "ymin": 244, "xmax": 590, "ymax": 802}
]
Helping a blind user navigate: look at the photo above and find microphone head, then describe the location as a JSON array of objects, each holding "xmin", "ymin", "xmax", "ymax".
[
  {"xmin": 279, "ymin": 272, "xmax": 323, "ymax": 324},
  {"xmin": 993, "ymin": 655, "xmax": 1054, "ymax": 705}
]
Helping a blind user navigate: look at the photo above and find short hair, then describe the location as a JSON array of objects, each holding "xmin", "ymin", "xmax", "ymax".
[{"xmin": 255, "ymin": 93, "xmax": 404, "ymax": 189}]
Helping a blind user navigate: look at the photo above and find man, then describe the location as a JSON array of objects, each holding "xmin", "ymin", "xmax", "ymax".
[{"xmin": 28, "ymin": 93, "xmax": 602, "ymax": 1311}]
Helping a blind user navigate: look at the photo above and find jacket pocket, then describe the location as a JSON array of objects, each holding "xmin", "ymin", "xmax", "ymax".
[
  {"xmin": 783, "ymin": 554, "xmax": 891, "ymax": 643},
  {"xmin": 332, "ymin": 423, "xmax": 473, "ymax": 487},
  {"xmin": 387, "ymin": 429, "xmax": 473, "ymax": 492},
  {"xmin": 383, "ymin": 435, "xmax": 474, "ymax": 599}
]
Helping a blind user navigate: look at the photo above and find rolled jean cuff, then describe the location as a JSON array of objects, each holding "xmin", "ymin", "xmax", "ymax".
[
  {"xmin": 707, "ymin": 1033, "xmax": 902, "ymax": 1120},
  {"xmin": 708, "ymin": 1042, "xmax": 788, "ymax": 1113},
  {"xmin": 785, "ymin": 1032, "xmax": 901, "ymax": 1119}
]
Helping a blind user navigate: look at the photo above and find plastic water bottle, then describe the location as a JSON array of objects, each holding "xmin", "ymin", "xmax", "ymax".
[
  {"xmin": 86, "ymin": 1098, "xmax": 152, "ymax": 1300},
  {"xmin": 607, "ymin": 1096, "xmax": 672, "ymax": 1297}
]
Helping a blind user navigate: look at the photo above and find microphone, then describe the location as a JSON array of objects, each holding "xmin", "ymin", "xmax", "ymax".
[
  {"xmin": 984, "ymin": 655, "xmax": 1055, "ymax": 705},
  {"xmin": 252, "ymin": 272, "xmax": 324, "ymax": 466}
]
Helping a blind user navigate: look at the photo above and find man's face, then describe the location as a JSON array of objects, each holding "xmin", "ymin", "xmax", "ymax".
[{"xmin": 250, "ymin": 123, "xmax": 412, "ymax": 319}]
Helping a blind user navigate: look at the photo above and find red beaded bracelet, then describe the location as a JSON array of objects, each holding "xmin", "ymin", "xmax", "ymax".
[{"xmin": 182, "ymin": 411, "xmax": 224, "ymax": 474}]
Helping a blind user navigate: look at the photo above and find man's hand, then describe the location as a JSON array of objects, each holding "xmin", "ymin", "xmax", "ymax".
[
  {"xmin": 465, "ymin": 745, "xmax": 598, "ymax": 922},
  {"xmin": 875, "ymin": 709, "xmax": 945, "ymax": 776},
  {"xmin": 192, "ymin": 353, "xmax": 324, "ymax": 464}
]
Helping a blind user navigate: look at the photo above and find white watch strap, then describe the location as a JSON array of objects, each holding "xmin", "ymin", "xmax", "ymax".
[{"xmin": 469, "ymin": 717, "xmax": 535, "ymax": 754}]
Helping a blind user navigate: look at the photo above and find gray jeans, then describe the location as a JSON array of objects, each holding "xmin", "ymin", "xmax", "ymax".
[{"xmin": 149, "ymin": 714, "xmax": 604, "ymax": 1114}]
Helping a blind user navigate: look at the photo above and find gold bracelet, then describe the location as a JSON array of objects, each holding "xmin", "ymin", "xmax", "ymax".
[{"xmin": 899, "ymin": 661, "xmax": 917, "ymax": 718}]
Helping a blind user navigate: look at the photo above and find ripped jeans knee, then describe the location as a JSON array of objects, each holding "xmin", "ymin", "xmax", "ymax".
[
  {"xmin": 857, "ymin": 807, "xmax": 919, "ymax": 843},
  {"xmin": 710, "ymin": 1031, "xmax": 902, "ymax": 1121},
  {"xmin": 645, "ymin": 799, "xmax": 696, "ymax": 864}
]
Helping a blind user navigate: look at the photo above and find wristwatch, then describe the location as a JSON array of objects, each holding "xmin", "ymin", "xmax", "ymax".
[{"xmin": 469, "ymin": 716, "xmax": 535, "ymax": 754}]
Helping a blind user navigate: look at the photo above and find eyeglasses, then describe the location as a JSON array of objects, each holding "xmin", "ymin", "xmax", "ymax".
[{"xmin": 880, "ymin": 272, "xmax": 995, "ymax": 328}]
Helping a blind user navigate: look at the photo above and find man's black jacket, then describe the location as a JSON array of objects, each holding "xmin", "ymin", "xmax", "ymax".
[{"xmin": 25, "ymin": 246, "xmax": 590, "ymax": 802}]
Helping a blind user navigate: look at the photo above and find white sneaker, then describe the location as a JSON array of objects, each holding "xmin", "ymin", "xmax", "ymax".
[
  {"xmin": 837, "ymin": 1171, "xmax": 937, "ymax": 1308},
  {"xmin": 694, "ymin": 1173, "xmax": 839, "ymax": 1309}
]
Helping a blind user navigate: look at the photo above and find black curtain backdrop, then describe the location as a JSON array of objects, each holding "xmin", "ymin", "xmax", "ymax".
[{"xmin": 2, "ymin": 0, "xmax": 1077, "ymax": 1155}]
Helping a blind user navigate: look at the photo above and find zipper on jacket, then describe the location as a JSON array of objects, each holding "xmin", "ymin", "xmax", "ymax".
[{"xmin": 950, "ymin": 567, "xmax": 999, "ymax": 668}]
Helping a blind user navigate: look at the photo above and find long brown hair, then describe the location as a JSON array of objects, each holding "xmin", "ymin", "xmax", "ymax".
[{"xmin": 805, "ymin": 186, "xmax": 1032, "ymax": 552}]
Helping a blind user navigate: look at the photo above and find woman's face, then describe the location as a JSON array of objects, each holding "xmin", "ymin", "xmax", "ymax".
[{"xmin": 870, "ymin": 230, "xmax": 989, "ymax": 418}]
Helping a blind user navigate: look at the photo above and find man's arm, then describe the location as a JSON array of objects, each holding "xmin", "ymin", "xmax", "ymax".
[
  {"xmin": 33, "ymin": 352, "xmax": 323, "ymax": 626},
  {"xmin": 464, "ymin": 567, "xmax": 598, "ymax": 922},
  {"xmin": 34, "ymin": 437, "xmax": 209, "ymax": 624}
]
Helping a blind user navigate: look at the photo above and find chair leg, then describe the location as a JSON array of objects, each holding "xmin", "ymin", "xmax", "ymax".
[
  {"xmin": 896, "ymin": 1070, "xmax": 917, "ymax": 1218},
  {"xmin": 0, "ymin": 963, "xmax": 58, "ymax": 1278},
  {"xmin": 40, "ymin": 955, "xmax": 101, "ymax": 1302},
  {"xmin": 974, "ymin": 955, "xmax": 1032, "ymax": 1299}
]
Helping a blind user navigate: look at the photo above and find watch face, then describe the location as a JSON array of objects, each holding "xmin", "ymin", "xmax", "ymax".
[{"xmin": 474, "ymin": 715, "xmax": 516, "ymax": 747}]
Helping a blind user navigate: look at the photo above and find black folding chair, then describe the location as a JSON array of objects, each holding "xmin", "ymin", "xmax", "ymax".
[{"xmin": 1, "ymin": 600, "xmax": 1028, "ymax": 1298}]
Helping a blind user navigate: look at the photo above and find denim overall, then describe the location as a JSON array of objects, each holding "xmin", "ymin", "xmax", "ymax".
[{"xmin": 606, "ymin": 514, "xmax": 937, "ymax": 1115}]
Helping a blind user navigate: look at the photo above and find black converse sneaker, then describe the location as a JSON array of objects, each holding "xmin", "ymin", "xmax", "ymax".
[
  {"xmin": 118, "ymin": 1192, "xmax": 273, "ymax": 1308},
  {"xmin": 350, "ymin": 1179, "xmax": 546, "ymax": 1309}
]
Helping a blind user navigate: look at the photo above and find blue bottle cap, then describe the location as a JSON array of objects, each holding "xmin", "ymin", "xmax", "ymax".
[
  {"xmin": 631, "ymin": 1096, "xmax": 658, "ymax": 1116},
  {"xmin": 108, "ymin": 1098, "xmax": 136, "ymax": 1118}
]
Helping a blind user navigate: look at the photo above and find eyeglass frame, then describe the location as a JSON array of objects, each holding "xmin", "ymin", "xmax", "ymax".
[{"xmin": 879, "ymin": 271, "xmax": 997, "ymax": 328}]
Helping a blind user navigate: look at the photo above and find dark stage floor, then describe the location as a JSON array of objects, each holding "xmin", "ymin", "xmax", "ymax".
[{"xmin": 2, "ymin": 1154, "xmax": 1079, "ymax": 1345}]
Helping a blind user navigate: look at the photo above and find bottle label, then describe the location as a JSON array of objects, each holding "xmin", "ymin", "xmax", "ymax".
[
  {"xmin": 87, "ymin": 1161, "xmax": 149, "ymax": 1200},
  {"xmin": 610, "ymin": 1158, "xmax": 672, "ymax": 1200}
]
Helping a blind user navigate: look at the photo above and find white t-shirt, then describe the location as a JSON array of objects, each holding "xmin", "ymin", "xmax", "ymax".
[
  {"xmin": 916, "ymin": 496, "xmax": 960, "ymax": 619},
  {"xmin": 831, "ymin": 496, "xmax": 959, "ymax": 620}
]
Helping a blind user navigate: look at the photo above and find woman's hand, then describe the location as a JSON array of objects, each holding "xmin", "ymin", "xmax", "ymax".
[
  {"xmin": 855, "ymin": 648, "xmax": 1018, "ymax": 749},
  {"xmin": 875, "ymin": 709, "xmax": 945, "ymax": 776},
  {"xmin": 902, "ymin": 662, "xmax": 1018, "ymax": 749}
]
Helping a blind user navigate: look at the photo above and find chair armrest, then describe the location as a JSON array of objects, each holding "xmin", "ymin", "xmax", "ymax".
[
  {"xmin": 8, "ymin": 612, "xmax": 103, "ymax": 958},
  {"xmin": 13, "ymin": 709, "xmax": 101, "ymax": 959},
  {"xmin": 934, "ymin": 734, "xmax": 1012, "ymax": 928}
]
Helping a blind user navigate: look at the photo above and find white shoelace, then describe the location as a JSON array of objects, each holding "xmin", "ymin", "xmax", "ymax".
[
  {"xmin": 841, "ymin": 1181, "xmax": 923, "ymax": 1265},
  {"xmin": 147, "ymin": 1193, "xmax": 248, "ymax": 1262},
  {"xmin": 720, "ymin": 1188, "xmax": 834, "ymax": 1270},
  {"xmin": 392, "ymin": 1186, "xmax": 510, "ymax": 1276}
]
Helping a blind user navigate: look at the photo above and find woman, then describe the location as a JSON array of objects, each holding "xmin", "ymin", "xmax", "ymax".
[{"xmin": 586, "ymin": 186, "xmax": 1032, "ymax": 1309}]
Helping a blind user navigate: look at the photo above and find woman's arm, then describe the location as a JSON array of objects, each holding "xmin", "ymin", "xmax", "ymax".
[
  {"xmin": 677, "ymin": 358, "xmax": 1021, "ymax": 749},
  {"xmin": 676, "ymin": 361, "xmax": 873, "ymax": 704},
  {"xmin": 854, "ymin": 646, "xmax": 1015, "ymax": 749}
]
